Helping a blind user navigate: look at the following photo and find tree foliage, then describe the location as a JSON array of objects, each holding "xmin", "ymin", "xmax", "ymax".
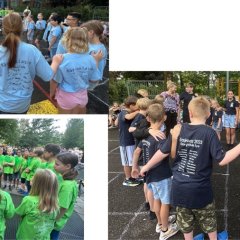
[{"xmin": 0, "ymin": 119, "xmax": 18, "ymax": 145}]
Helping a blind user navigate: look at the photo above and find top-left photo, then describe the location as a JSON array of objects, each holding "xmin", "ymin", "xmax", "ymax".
[{"xmin": 0, "ymin": 0, "xmax": 109, "ymax": 114}]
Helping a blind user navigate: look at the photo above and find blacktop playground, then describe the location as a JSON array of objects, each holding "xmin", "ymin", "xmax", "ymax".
[{"xmin": 109, "ymin": 128, "xmax": 240, "ymax": 240}]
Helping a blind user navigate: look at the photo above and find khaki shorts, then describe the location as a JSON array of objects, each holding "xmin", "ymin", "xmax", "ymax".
[{"xmin": 176, "ymin": 202, "xmax": 217, "ymax": 233}]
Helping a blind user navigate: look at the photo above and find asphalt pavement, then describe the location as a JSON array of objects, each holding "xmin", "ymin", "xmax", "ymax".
[{"xmin": 109, "ymin": 128, "xmax": 240, "ymax": 240}]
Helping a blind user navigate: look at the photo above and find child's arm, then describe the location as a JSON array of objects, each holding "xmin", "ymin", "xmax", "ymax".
[
  {"xmin": 140, "ymin": 150, "xmax": 169, "ymax": 176},
  {"xmin": 170, "ymin": 124, "xmax": 182, "ymax": 158},
  {"xmin": 51, "ymin": 54, "xmax": 63, "ymax": 74},
  {"xmin": 50, "ymin": 80, "xmax": 58, "ymax": 100},
  {"xmin": 125, "ymin": 110, "xmax": 139, "ymax": 120},
  {"xmin": 48, "ymin": 36, "xmax": 57, "ymax": 52},
  {"xmin": 55, "ymin": 207, "xmax": 67, "ymax": 221},
  {"xmin": 217, "ymin": 116, "xmax": 222, "ymax": 128},
  {"xmin": 219, "ymin": 143, "xmax": 240, "ymax": 166},
  {"xmin": 129, "ymin": 126, "xmax": 136, "ymax": 133},
  {"xmin": 131, "ymin": 147, "xmax": 141, "ymax": 179},
  {"xmin": 91, "ymin": 50, "xmax": 103, "ymax": 68}
]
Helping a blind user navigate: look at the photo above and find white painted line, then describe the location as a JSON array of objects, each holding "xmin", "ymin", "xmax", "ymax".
[
  {"xmin": 213, "ymin": 173, "xmax": 229, "ymax": 176},
  {"xmin": 118, "ymin": 202, "xmax": 145, "ymax": 240},
  {"xmin": 108, "ymin": 173, "xmax": 122, "ymax": 184},
  {"xmin": 108, "ymin": 146, "xmax": 119, "ymax": 154},
  {"xmin": 223, "ymin": 164, "xmax": 229, "ymax": 231},
  {"xmin": 109, "ymin": 171, "xmax": 124, "ymax": 174},
  {"xmin": 108, "ymin": 139, "xmax": 119, "ymax": 142}
]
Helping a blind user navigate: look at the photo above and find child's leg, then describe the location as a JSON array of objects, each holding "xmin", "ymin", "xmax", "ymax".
[
  {"xmin": 72, "ymin": 105, "xmax": 86, "ymax": 114},
  {"xmin": 57, "ymin": 106, "xmax": 72, "ymax": 114},
  {"xmin": 3, "ymin": 173, "xmax": 7, "ymax": 188},
  {"xmin": 153, "ymin": 199, "xmax": 161, "ymax": 225},
  {"xmin": 225, "ymin": 127, "xmax": 231, "ymax": 144},
  {"xmin": 230, "ymin": 128, "xmax": 236, "ymax": 144},
  {"xmin": 50, "ymin": 229, "xmax": 60, "ymax": 240},
  {"xmin": 123, "ymin": 166, "xmax": 132, "ymax": 179},
  {"xmin": 160, "ymin": 203, "xmax": 170, "ymax": 230},
  {"xmin": 208, "ymin": 231, "xmax": 217, "ymax": 240},
  {"xmin": 183, "ymin": 232, "xmax": 193, "ymax": 240}
]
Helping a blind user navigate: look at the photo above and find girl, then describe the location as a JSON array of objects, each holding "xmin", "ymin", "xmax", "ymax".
[
  {"xmin": 0, "ymin": 188, "xmax": 15, "ymax": 239},
  {"xmin": 34, "ymin": 13, "xmax": 47, "ymax": 49},
  {"xmin": 16, "ymin": 169, "xmax": 58, "ymax": 240},
  {"xmin": 50, "ymin": 27, "xmax": 101, "ymax": 114},
  {"xmin": 224, "ymin": 90, "xmax": 239, "ymax": 149},
  {"xmin": 0, "ymin": 12, "xmax": 62, "ymax": 114},
  {"xmin": 51, "ymin": 152, "xmax": 79, "ymax": 240},
  {"xmin": 81, "ymin": 20, "xmax": 108, "ymax": 90},
  {"xmin": 27, "ymin": 15, "xmax": 35, "ymax": 44},
  {"xmin": 211, "ymin": 99, "xmax": 223, "ymax": 140},
  {"xmin": 160, "ymin": 81, "xmax": 180, "ymax": 137}
]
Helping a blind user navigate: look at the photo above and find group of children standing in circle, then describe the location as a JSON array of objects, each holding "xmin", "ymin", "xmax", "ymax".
[
  {"xmin": 0, "ymin": 144, "xmax": 79, "ymax": 240},
  {"xmin": 0, "ymin": 9, "xmax": 108, "ymax": 114}
]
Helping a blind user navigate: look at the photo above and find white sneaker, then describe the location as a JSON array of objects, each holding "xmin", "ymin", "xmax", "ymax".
[
  {"xmin": 168, "ymin": 215, "xmax": 176, "ymax": 224},
  {"xmin": 156, "ymin": 223, "xmax": 161, "ymax": 233},
  {"xmin": 159, "ymin": 223, "xmax": 179, "ymax": 240}
]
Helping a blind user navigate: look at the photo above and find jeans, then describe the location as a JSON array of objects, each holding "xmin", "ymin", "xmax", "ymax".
[{"xmin": 50, "ymin": 230, "xmax": 60, "ymax": 240}]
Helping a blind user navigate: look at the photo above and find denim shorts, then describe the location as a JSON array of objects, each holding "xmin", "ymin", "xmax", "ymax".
[
  {"xmin": 224, "ymin": 114, "xmax": 236, "ymax": 128},
  {"xmin": 212, "ymin": 121, "xmax": 222, "ymax": 132},
  {"xmin": 147, "ymin": 177, "xmax": 172, "ymax": 204}
]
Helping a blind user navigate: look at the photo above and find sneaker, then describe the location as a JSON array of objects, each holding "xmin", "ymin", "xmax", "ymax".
[
  {"xmin": 168, "ymin": 215, "xmax": 176, "ymax": 224},
  {"xmin": 144, "ymin": 202, "xmax": 150, "ymax": 211},
  {"xmin": 149, "ymin": 210, "xmax": 157, "ymax": 220},
  {"xmin": 217, "ymin": 230, "xmax": 228, "ymax": 240},
  {"xmin": 122, "ymin": 178, "xmax": 140, "ymax": 187},
  {"xmin": 156, "ymin": 223, "xmax": 162, "ymax": 233},
  {"xmin": 137, "ymin": 177, "xmax": 144, "ymax": 183},
  {"xmin": 159, "ymin": 223, "xmax": 179, "ymax": 240},
  {"xmin": 193, "ymin": 233, "xmax": 204, "ymax": 240}
]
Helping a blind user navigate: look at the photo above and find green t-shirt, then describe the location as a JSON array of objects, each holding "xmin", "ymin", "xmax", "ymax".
[
  {"xmin": 3, "ymin": 155, "xmax": 15, "ymax": 174},
  {"xmin": 20, "ymin": 160, "xmax": 28, "ymax": 179},
  {"xmin": 14, "ymin": 156, "xmax": 24, "ymax": 173},
  {"xmin": 0, "ymin": 155, "xmax": 5, "ymax": 169},
  {"xmin": 16, "ymin": 196, "xmax": 58, "ymax": 240},
  {"xmin": 0, "ymin": 190, "xmax": 15, "ymax": 239},
  {"xmin": 54, "ymin": 180, "xmax": 78, "ymax": 231},
  {"xmin": 25, "ymin": 157, "xmax": 41, "ymax": 181}
]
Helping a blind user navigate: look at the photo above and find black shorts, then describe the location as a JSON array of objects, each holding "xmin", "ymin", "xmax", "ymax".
[
  {"xmin": 4, "ymin": 174, "xmax": 13, "ymax": 181},
  {"xmin": 13, "ymin": 171, "xmax": 20, "ymax": 180}
]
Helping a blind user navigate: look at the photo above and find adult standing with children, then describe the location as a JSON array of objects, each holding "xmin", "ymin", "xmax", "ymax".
[
  {"xmin": 0, "ymin": 12, "xmax": 62, "ymax": 114},
  {"xmin": 160, "ymin": 81, "xmax": 180, "ymax": 137}
]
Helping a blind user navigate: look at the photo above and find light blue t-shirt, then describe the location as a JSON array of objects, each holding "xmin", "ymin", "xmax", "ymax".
[
  {"xmin": 35, "ymin": 20, "xmax": 46, "ymax": 30},
  {"xmin": 47, "ymin": 25, "xmax": 62, "ymax": 49},
  {"xmin": 27, "ymin": 22, "xmax": 35, "ymax": 31},
  {"xmin": 43, "ymin": 23, "xmax": 51, "ymax": 41},
  {"xmin": 53, "ymin": 53, "xmax": 101, "ymax": 92},
  {"xmin": 0, "ymin": 42, "xmax": 54, "ymax": 113}
]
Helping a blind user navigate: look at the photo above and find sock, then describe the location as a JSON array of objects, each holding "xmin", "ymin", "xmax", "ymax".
[{"xmin": 161, "ymin": 228, "xmax": 168, "ymax": 232}]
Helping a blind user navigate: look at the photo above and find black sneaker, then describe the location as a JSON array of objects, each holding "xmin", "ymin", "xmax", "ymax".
[
  {"xmin": 144, "ymin": 202, "xmax": 150, "ymax": 211},
  {"xmin": 149, "ymin": 210, "xmax": 157, "ymax": 220},
  {"xmin": 122, "ymin": 178, "xmax": 141, "ymax": 187}
]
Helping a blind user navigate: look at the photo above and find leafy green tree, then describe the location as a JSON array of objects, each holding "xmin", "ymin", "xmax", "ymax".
[
  {"xmin": 62, "ymin": 119, "xmax": 84, "ymax": 149},
  {"xmin": 0, "ymin": 119, "xmax": 19, "ymax": 145}
]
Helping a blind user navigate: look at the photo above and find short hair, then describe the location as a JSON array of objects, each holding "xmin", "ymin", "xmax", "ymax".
[
  {"xmin": 136, "ymin": 97, "xmax": 150, "ymax": 110},
  {"xmin": 124, "ymin": 96, "xmax": 138, "ymax": 107},
  {"xmin": 153, "ymin": 94, "xmax": 164, "ymax": 105},
  {"xmin": 147, "ymin": 104, "xmax": 165, "ymax": 123},
  {"xmin": 137, "ymin": 89, "xmax": 148, "ymax": 98},
  {"xmin": 68, "ymin": 12, "xmax": 81, "ymax": 20},
  {"xmin": 50, "ymin": 14, "xmax": 62, "ymax": 24},
  {"xmin": 185, "ymin": 82, "xmax": 194, "ymax": 88},
  {"xmin": 188, "ymin": 96, "xmax": 210, "ymax": 119},
  {"xmin": 44, "ymin": 144, "xmax": 61, "ymax": 156}
]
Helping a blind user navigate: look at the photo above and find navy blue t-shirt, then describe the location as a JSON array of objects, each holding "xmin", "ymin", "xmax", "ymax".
[
  {"xmin": 212, "ymin": 109, "xmax": 223, "ymax": 123},
  {"xmin": 161, "ymin": 123, "xmax": 226, "ymax": 209},
  {"xmin": 180, "ymin": 92, "xmax": 197, "ymax": 112},
  {"xmin": 138, "ymin": 135, "xmax": 172, "ymax": 184},
  {"xmin": 224, "ymin": 99, "xmax": 239, "ymax": 115},
  {"xmin": 131, "ymin": 113, "xmax": 146, "ymax": 128},
  {"xmin": 118, "ymin": 109, "xmax": 135, "ymax": 146}
]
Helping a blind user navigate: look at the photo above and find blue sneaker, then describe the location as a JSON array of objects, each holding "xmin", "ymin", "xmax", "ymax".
[
  {"xmin": 193, "ymin": 233, "xmax": 204, "ymax": 240},
  {"xmin": 217, "ymin": 231, "xmax": 228, "ymax": 240}
]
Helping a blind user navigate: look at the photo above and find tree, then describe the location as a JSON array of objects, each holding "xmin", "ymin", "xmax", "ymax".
[
  {"xmin": 0, "ymin": 120, "xmax": 18, "ymax": 145},
  {"xmin": 62, "ymin": 119, "xmax": 84, "ymax": 149}
]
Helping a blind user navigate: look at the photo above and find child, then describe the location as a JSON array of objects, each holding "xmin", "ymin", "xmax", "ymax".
[
  {"xmin": 2, "ymin": 148, "xmax": 15, "ymax": 191},
  {"xmin": 34, "ymin": 13, "xmax": 47, "ymax": 49},
  {"xmin": 50, "ymin": 27, "xmax": 101, "ymax": 114},
  {"xmin": 132, "ymin": 104, "xmax": 178, "ymax": 239},
  {"xmin": 27, "ymin": 15, "xmax": 35, "ymax": 44},
  {"xmin": 115, "ymin": 96, "xmax": 140, "ymax": 187},
  {"xmin": 141, "ymin": 96, "xmax": 239, "ymax": 240},
  {"xmin": 223, "ymin": 90, "xmax": 239, "ymax": 149},
  {"xmin": 0, "ymin": 147, "xmax": 5, "ymax": 188},
  {"xmin": 16, "ymin": 169, "xmax": 58, "ymax": 239},
  {"xmin": 13, "ymin": 149, "xmax": 24, "ymax": 189},
  {"xmin": 109, "ymin": 102, "xmax": 121, "ymax": 128},
  {"xmin": 211, "ymin": 99, "xmax": 223, "ymax": 140},
  {"xmin": 0, "ymin": 188, "xmax": 15, "ymax": 239},
  {"xmin": 81, "ymin": 20, "xmax": 108, "ymax": 90},
  {"xmin": 51, "ymin": 152, "xmax": 79, "ymax": 240}
]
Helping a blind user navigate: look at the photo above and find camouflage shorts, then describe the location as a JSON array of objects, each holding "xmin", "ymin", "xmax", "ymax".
[{"xmin": 176, "ymin": 202, "xmax": 217, "ymax": 233}]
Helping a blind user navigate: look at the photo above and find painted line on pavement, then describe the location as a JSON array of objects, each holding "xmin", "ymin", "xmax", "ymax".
[
  {"xmin": 223, "ymin": 164, "xmax": 229, "ymax": 230},
  {"xmin": 108, "ymin": 146, "xmax": 119, "ymax": 154},
  {"xmin": 108, "ymin": 173, "xmax": 122, "ymax": 184}
]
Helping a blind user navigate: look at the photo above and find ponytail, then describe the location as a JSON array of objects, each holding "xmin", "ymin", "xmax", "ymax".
[{"xmin": 99, "ymin": 33, "xmax": 108, "ymax": 47}]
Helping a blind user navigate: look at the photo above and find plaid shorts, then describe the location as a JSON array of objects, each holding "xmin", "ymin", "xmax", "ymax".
[{"xmin": 176, "ymin": 202, "xmax": 217, "ymax": 233}]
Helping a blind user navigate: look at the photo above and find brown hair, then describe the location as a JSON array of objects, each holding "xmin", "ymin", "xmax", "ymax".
[
  {"xmin": 153, "ymin": 94, "xmax": 164, "ymax": 105},
  {"xmin": 2, "ymin": 13, "xmax": 22, "ymax": 68},
  {"xmin": 30, "ymin": 169, "xmax": 58, "ymax": 213},
  {"xmin": 81, "ymin": 20, "xmax": 108, "ymax": 46},
  {"xmin": 124, "ymin": 96, "xmax": 138, "ymax": 108},
  {"xmin": 188, "ymin": 96, "xmax": 210, "ymax": 119},
  {"xmin": 185, "ymin": 82, "xmax": 194, "ymax": 88},
  {"xmin": 61, "ymin": 27, "xmax": 89, "ymax": 53},
  {"xmin": 147, "ymin": 104, "xmax": 165, "ymax": 123}
]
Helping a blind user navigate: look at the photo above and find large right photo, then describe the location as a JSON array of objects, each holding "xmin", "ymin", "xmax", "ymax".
[{"xmin": 108, "ymin": 71, "xmax": 240, "ymax": 240}]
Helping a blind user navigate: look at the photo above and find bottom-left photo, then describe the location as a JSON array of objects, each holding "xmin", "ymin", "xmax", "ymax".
[{"xmin": 0, "ymin": 118, "xmax": 84, "ymax": 240}]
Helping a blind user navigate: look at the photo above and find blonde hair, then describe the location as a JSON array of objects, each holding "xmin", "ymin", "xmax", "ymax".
[
  {"xmin": 61, "ymin": 27, "xmax": 89, "ymax": 53},
  {"xmin": 153, "ymin": 94, "xmax": 164, "ymax": 105},
  {"xmin": 30, "ymin": 169, "xmax": 58, "ymax": 213},
  {"xmin": 167, "ymin": 80, "xmax": 176, "ymax": 90},
  {"xmin": 136, "ymin": 97, "xmax": 150, "ymax": 110},
  {"xmin": 137, "ymin": 89, "xmax": 149, "ymax": 98},
  {"xmin": 188, "ymin": 96, "xmax": 210, "ymax": 119},
  {"xmin": 147, "ymin": 104, "xmax": 165, "ymax": 123}
]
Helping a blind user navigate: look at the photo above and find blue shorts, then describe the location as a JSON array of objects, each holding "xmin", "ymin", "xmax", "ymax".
[
  {"xmin": 147, "ymin": 178, "xmax": 172, "ymax": 204},
  {"xmin": 212, "ymin": 121, "xmax": 222, "ymax": 132},
  {"xmin": 119, "ymin": 145, "xmax": 135, "ymax": 166},
  {"xmin": 224, "ymin": 114, "xmax": 236, "ymax": 128}
]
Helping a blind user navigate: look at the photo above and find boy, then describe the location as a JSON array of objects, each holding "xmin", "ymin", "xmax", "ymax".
[
  {"xmin": 141, "ymin": 97, "xmax": 239, "ymax": 240},
  {"xmin": 115, "ymin": 96, "xmax": 140, "ymax": 187},
  {"xmin": 13, "ymin": 149, "xmax": 24, "ymax": 189},
  {"xmin": 132, "ymin": 104, "xmax": 178, "ymax": 240}
]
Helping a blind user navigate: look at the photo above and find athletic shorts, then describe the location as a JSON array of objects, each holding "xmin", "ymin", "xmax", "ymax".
[
  {"xmin": 176, "ymin": 202, "xmax": 217, "ymax": 234},
  {"xmin": 147, "ymin": 178, "xmax": 172, "ymax": 204},
  {"xmin": 4, "ymin": 174, "xmax": 13, "ymax": 182},
  {"xmin": 13, "ymin": 171, "xmax": 20, "ymax": 180},
  {"xmin": 55, "ymin": 88, "xmax": 88, "ymax": 110},
  {"xmin": 119, "ymin": 145, "xmax": 135, "ymax": 166},
  {"xmin": 224, "ymin": 114, "xmax": 236, "ymax": 128}
]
